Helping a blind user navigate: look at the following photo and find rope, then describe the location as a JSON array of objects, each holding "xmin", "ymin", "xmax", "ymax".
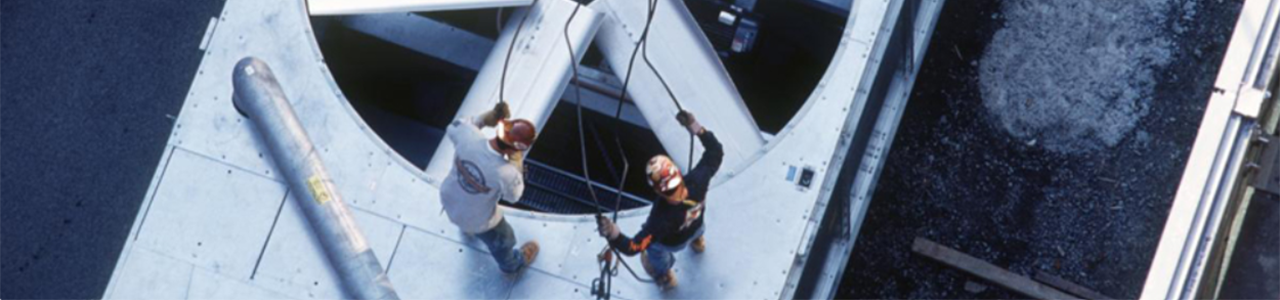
[
  {"xmin": 624, "ymin": 0, "xmax": 696, "ymax": 171},
  {"xmin": 567, "ymin": 0, "xmax": 697, "ymax": 294},
  {"xmin": 639, "ymin": 0, "xmax": 681, "ymax": 111},
  {"xmin": 499, "ymin": 0, "xmax": 538, "ymax": 104},
  {"xmin": 563, "ymin": 4, "xmax": 605, "ymax": 212},
  {"xmin": 562, "ymin": 4, "xmax": 629, "ymax": 298}
]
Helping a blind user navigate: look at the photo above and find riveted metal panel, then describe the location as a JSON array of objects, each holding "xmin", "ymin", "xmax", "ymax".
[
  {"xmin": 386, "ymin": 228, "xmax": 515, "ymax": 299},
  {"xmin": 132, "ymin": 148, "xmax": 286, "ymax": 279},
  {"xmin": 104, "ymin": 248, "xmax": 196, "ymax": 299},
  {"xmin": 250, "ymin": 195, "xmax": 404, "ymax": 299},
  {"xmin": 188, "ymin": 267, "xmax": 291, "ymax": 299}
]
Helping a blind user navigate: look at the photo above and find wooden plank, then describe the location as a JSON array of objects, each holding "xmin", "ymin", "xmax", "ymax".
[
  {"xmin": 911, "ymin": 237, "xmax": 1079, "ymax": 300},
  {"xmin": 1033, "ymin": 271, "xmax": 1114, "ymax": 300}
]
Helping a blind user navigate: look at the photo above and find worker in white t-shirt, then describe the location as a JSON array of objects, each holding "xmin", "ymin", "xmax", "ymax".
[{"xmin": 440, "ymin": 102, "xmax": 539, "ymax": 273}]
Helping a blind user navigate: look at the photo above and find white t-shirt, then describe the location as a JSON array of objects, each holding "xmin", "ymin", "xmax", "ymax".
[{"xmin": 439, "ymin": 116, "xmax": 525, "ymax": 233}]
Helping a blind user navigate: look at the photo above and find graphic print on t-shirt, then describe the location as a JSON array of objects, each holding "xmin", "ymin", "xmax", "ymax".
[
  {"xmin": 680, "ymin": 201, "xmax": 704, "ymax": 231},
  {"xmin": 455, "ymin": 158, "xmax": 490, "ymax": 195}
]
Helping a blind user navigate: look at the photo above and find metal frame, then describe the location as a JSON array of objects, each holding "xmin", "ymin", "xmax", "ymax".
[
  {"xmin": 1142, "ymin": 0, "xmax": 1280, "ymax": 298},
  {"xmin": 309, "ymin": 0, "xmax": 532, "ymax": 16}
]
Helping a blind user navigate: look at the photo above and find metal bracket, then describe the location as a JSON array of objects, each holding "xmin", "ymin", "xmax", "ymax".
[{"xmin": 1251, "ymin": 132, "xmax": 1280, "ymax": 195}]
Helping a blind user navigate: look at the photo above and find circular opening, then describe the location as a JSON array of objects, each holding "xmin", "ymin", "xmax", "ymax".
[{"xmin": 309, "ymin": 2, "xmax": 845, "ymax": 214}]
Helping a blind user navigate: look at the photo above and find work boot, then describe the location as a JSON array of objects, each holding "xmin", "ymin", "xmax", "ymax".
[
  {"xmin": 656, "ymin": 269, "xmax": 678, "ymax": 291},
  {"xmin": 520, "ymin": 241, "xmax": 540, "ymax": 267},
  {"xmin": 691, "ymin": 236, "xmax": 705, "ymax": 254}
]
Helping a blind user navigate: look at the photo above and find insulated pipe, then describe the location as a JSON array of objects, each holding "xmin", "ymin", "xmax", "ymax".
[{"xmin": 232, "ymin": 57, "xmax": 399, "ymax": 300}]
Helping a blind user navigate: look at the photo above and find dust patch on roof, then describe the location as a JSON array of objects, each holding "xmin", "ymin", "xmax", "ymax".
[{"xmin": 980, "ymin": 0, "xmax": 1174, "ymax": 154}]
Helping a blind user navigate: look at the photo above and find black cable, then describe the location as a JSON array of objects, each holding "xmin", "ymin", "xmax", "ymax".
[
  {"xmin": 639, "ymin": 0, "xmax": 682, "ymax": 111},
  {"xmin": 579, "ymin": 0, "xmax": 701, "ymax": 289},
  {"xmin": 563, "ymin": 2, "xmax": 603, "ymax": 215},
  {"xmin": 612, "ymin": 248, "xmax": 656, "ymax": 283},
  {"xmin": 598, "ymin": 0, "xmax": 676, "ymax": 285},
  {"xmin": 609, "ymin": 136, "xmax": 629, "ymax": 221},
  {"xmin": 499, "ymin": 0, "xmax": 538, "ymax": 104},
  {"xmin": 563, "ymin": 4, "xmax": 630, "ymax": 298},
  {"xmin": 632, "ymin": 0, "xmax": 696, "ymax": 171}
]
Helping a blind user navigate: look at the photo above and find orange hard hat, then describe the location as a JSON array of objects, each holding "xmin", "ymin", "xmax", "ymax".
[
  {"xmin": 646, "ymin": 155, "xmax": 683, "ymax": 195},
  {"xmin": 498, "ymin": 119, "xmax": 537, "ymax": 151}
]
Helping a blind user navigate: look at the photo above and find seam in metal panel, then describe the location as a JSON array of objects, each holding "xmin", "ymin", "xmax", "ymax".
[
  {"xmin": 251, "ymin": 189, "xmax": 291, "ymax": 280},
  {"xmin": 134, "ymin": 146, "xmax": 178, "ymax": 241},
  {"xmin": 171, "ymin": 144, "xmax": 283, "ymax": 183},
  {"xmin": 384, "ymin": 217, "xmax": 596, "ymax": 291},
  {"xmin": 183, "ymin": 263, "xmax": 195, "ymax": 299},
  {"xmin": 384, "ymin": 225, "xmax": 408, "ymax": 273}
]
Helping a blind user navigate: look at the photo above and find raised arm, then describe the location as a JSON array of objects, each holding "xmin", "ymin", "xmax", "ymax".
[
  {"xmin": 676, "ymin": 111, "xmax": 723, "ymax": 183},
  {"xmin": 691, "ymin": 130, "xmax": 723, "ymax": 178}
]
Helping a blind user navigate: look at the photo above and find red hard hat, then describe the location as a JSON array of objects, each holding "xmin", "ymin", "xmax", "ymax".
[
  {"xmin": 498, "ymin": 119, "xmax": 537, "ymax": 151},
  {"xmin": 646, "ymin": 155, "xmax": 683, "ymax": 195}
]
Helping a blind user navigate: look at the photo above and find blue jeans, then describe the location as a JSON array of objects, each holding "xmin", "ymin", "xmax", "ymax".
[
  {"xmin": 644, "ymin": 226, "xmax": 704, "ymax": 278},
  {"xmin": 474, "ymin": 218, "xmax": 524, "ymax": 273}
]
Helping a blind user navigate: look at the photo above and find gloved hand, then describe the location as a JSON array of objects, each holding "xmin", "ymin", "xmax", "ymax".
[
  {"xmin": 494, "ymin": 102, "xmax": 511, "ymax": 120},
  {"xmin": 676, "ymin": 110, "xmax": 704, "ymax": 135},
  {"xmin": 596, "ymin": 215, "xmax": 620, "ymax": 239},
  {"xmin": 483, "ymin": 102, "xmax": 511, "ymax": 127}
]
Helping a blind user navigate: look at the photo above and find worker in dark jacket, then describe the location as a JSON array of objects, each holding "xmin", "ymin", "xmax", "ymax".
[{"xmin": 597, "ymin": 110, "xmax": 722, "ymax": 290}]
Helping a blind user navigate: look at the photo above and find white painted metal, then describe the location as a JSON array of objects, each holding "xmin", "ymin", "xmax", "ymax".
[
  {"xmin": 107, "ymin": 148, "xmax": 288, "ymax": 297},
  {"xmin": 339, "ymin": 13, "xmax": 495, "ymax": 71},
  {"xmin": 250, "ymin": 199, "xmax": 405, "ymax": 299},
  {"xmin": 1233, "ymin": 0, "xmax": 1280, "ymax": 118},
  {"xmin": 422, "ymin": 0, "xmax": 604, "ymax": 182},
  {"xmin": 589, "ymin": 0, "xmax": 765, "ymax": 172},
  {"xmin": 107, "ymin": 247, "xmax": 198, "ymax": 299},
  {"xmin": 187, "ymin": 267, "xmax": 293, "ymax": 299},
  {"xmin": 234, "ymin": 57, "xmax": 399, "ymax": 299},
  {"xmin": 308, "ymin": 0, "xmax": 532, "ymax": 16},
  {"xmin": 200, "ymin": 17, "xmax": 219, "ymax": 51},
  {"xmin": 105, "ymin": 0, "xmax": 930, "ymax": 298},
  {"xmin": 1142, "ymin": 0, "xmax": 1280, "ymax": 298},
  {"xmin": 806, "ymin": 1, "xmax": 945, "ymax": 298},
  {"xmin": 134, "ymin": 148, "xmax": 287, "ymax": 278},
  {"xmin": 337, "ymin": 13, "xmax": 649, "ymax": 128}
]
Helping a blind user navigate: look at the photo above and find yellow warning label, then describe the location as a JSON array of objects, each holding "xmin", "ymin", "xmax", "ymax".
[{"xmin": 307, "ymin": 175, "xmax": 332, "ymax": 205}]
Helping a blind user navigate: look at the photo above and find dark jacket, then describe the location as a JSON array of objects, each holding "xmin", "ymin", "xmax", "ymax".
[{"xmin": 609, "ymin": 130, "xmax": 723, "ymax": 255}]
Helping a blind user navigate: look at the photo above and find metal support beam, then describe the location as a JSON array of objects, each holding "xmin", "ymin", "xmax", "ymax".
[
  {"xmin": 339, "ymin": 13, "xmax": 495, "ymax": 71},
  {"xmin": 423, "ymin": 0, "xmax": 604, "ymax": 181},
  {"xmin": 338, "ymin": 13, "xmax": 648, "ymax": 128},
  {"xmin": 791, "ymin": 0, "xmax": 943, "ymax": 299},
  {"xmin": 232, "ymin": 57, "xmax": 399, "ymax": 300},
  {"xmin": 590, "ymin": 0, "xmax": 765, "ymax": 171},
  {"xmin": 1143, "ymin": 0, "xmax": 1280, "ymax": 298},
  {"xmin": 308, "ymin": 0, "xmax": 532, "ymax": 16}
]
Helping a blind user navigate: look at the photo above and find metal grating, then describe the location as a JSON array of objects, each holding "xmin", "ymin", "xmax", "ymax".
[{"xmin": 516, "ymin": 160, "xmax": 650, "ymax": 214}]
